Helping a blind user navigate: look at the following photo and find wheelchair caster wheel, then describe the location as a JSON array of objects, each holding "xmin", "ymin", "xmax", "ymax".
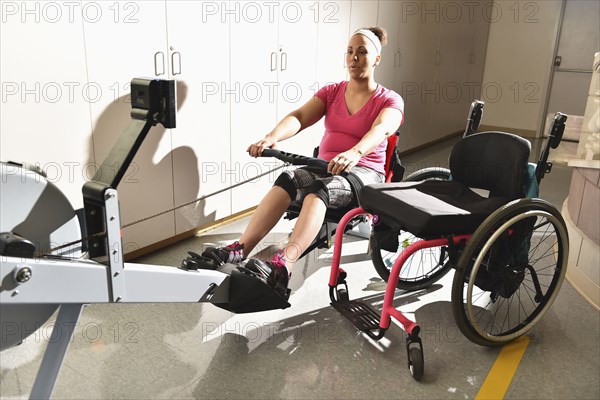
[
  {"xmin": 408, "ymin": 346, "xmax": 424, "ymax": 381},
  {"xmin": 406, "ymin": 334, "xmax": 424, "ymax": 381},
  {"xmin": 336, "ymin": 287, "xmax": 349, "ymax": 303},
  {"xmin": 329, "ymin": 283, "xmax": 350, "ymax": 303}
]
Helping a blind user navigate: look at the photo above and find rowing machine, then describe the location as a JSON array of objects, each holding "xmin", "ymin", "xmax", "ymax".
[{"xmin": 0, "ymin": 78, "xmax": 289, "ymax": 399}]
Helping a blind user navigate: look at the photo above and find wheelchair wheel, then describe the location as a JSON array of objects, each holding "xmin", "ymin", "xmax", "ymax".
[
  {"xmin": 403, "ymin": 167, "xmax": 451, "ymax": 182},
  {"xmin": 369, "ymin": 167, "xmax": 452, "ymax": 291},
  {"xmin": 451, "ymin": 198, "xmax": 568, "ymax": 346}
]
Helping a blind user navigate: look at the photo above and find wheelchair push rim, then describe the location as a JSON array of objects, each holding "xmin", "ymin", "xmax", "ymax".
[
  {"xmin": 370, "ymin": 231, "xmax": 452, "ymax": 290},
  {"xmin": 451, "ymin": 199, "xmax": 568, "ymax": 346}
]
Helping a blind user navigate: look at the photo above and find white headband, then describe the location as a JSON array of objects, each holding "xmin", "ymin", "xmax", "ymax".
[{"xmin": 353, "ymin": 29, "xmax": 382, "ymax": 55}]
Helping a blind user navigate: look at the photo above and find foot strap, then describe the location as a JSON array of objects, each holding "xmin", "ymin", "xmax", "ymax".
[{"xmin": 180, "ymin": 251, "xmax": 220, "ymax": 270}]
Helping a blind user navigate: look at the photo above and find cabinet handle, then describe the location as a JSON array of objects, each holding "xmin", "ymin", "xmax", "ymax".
[
  {"xmin": 172, "ymin": 51, "xmax": 182, "ymax": 76},
  {"xmin": 468, "ymin": 51, "xmax": 476, "ymax": 64},
  {"xmin": 280, "ymin": 52, "xmax": 288, "ymax": 71},
  {"xmin": 270, "ymin": 52, "xmax": 277, "ymax": 71},
  {"xmin": 154, "ymin": 51, "xmax": 165, "ymax": 76},
  {"xmin": 395, "ymin": 50, "xmax": 401, "ymax": 67}
]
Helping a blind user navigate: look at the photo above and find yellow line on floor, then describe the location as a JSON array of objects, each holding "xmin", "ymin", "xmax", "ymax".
[{"xmin": 475, "ymin": 336, "xmax": 531, "ymax": 400}]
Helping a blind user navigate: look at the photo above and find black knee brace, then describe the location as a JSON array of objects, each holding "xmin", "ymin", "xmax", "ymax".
[
  {"xmin": 273, "ymin": 172, "xmax": 297, "ymax": 201},
  {"xmin": 307, "ymin": 180, "xmax": 330, "ymax": 207}
]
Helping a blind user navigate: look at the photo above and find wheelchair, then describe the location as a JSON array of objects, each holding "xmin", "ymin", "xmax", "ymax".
[
  {"xmin": 282, "ymin": 100, "xmax": 485, "ymax": 290},
  {"xmin": 264, "ymin": 102, "xmax": 568, "ymax": 381},
  {"xmin": 369, "ymin": 100, "xmax": 485, "ymax": 290}
]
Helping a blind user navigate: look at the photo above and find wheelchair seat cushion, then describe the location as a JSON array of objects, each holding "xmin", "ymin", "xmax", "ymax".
[{"xmin": 360, "ymin": 181, "xmax": 512, "ymax": 238}]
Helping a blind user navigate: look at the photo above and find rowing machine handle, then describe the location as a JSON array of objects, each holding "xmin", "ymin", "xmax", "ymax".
[{"xmin": 261, "ymin": 149, "xmax": 330, "ymax": 172}]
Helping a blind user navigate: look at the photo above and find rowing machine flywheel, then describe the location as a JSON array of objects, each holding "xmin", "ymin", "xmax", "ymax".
[{"xmin": 1, "ymin": 161, "xmax": 82, "ymax": 351}]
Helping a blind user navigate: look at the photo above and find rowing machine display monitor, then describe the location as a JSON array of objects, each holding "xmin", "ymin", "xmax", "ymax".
[{"xmin": 130, "ymin": 78, "xmax": 176, "ymax": 128}]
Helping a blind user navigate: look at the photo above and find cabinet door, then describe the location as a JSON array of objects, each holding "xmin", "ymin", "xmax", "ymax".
[
  {"xmin": 350, "ymin": 0, "xmax": 379, "ymax": 30},
  {"xmin": 430, "ymin": 17, "xmax": 473, "ymax": 139},
  {"xmin": 431, "ymin": 2, "xmax": 491, "ymax": 139},
  {"xmin": 0, "ymin": 1, "xmax": 91, "ymax": 209},
  {"xmin": 376, "ymin": 0, "xmax": 402, "ymax": 91},
  {"xmin": 395, "ymin": 3, "xmax": 441, "ymax": 151},
  {"xmin": 82, "ymin": 0, "xmax": 173, "ymax": 250},
  {"xmin": 166, "ymin": 0, "xmax": 232, "ymax": 234},
  {"xmin": 229, "ymin": 1, "xmax": 280, "ymax": 214},
  {"xmin": 276, "ymin": 1, "xmax": 321, "ymax": 156},
  {"xmin": 468, "ymin": 0, "xmax": 492, "ymax": 97},
  {"xmin": 312, "ymin": 0, "xmax": 352, "ymax": 150},
  {"xmin": 316, "ymin": 0, "xmax": 352, "ymax": 86}
]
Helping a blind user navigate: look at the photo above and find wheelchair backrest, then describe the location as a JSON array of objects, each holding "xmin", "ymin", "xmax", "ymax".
[{"xmin": 449, "ymin": 131, "xmax": 531, "ymax": 199}]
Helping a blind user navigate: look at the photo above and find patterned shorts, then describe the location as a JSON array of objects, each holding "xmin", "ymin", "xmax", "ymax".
[{"xmin": 274, "ymin": 165, "xmax": 385, "ymax": 209}]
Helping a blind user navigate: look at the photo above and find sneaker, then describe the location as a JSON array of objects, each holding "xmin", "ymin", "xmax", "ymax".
[
  {"xmin": 202, "ymin": 241, "xmax": 245, "ymax": 265},
  {"xmin": 245, "ymin": 250, "xmax": 290, "ymax": 298}
]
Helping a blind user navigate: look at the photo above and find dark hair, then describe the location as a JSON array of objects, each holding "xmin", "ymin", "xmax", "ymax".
[{"xmin": 367, "ymin": 27, "xmax": 388, "ymax": 46}]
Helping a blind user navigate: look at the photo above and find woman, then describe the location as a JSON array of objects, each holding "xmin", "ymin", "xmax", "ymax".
[{"xmin": 203, "ymin": 27, "xmax": 404, "ymax": 297}]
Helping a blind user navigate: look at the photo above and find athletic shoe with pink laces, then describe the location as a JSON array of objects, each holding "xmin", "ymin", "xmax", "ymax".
[
  {"xmin": 202, "ymin": 241, "xmax": 245, "ymax": 265},
  {"xmin": 245, "ymin": 250, "xmax": 290, "ymax": 298}
]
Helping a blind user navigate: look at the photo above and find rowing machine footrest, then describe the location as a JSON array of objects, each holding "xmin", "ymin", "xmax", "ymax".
[
  {"xmin": 180, "ymin": 251, "xmax": 220, "ymax": 270},
  {"xmin": 210, "ymin": 263, "xmax": 291, "ymax": 314}
]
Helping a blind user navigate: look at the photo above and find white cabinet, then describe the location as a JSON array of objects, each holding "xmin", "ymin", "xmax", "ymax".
[
  {"xmin": 82, "ymin": 0, "xmax": 175, "ymax": 250},
  {"xmin": 394, "ymin": 4, "xmax": 440, "ymax": 151},
  {"xmin": 467, "ymin": 0, "xmax": 492, "ymax": 91},
  {"xmin": 228, "ymin": 1, "xmax": 280, "ymax": 215},
  {"xmin": 276, "ymin": 1, "xmax": 322, "ymax": 156},
  {"xmin": 391, "ymin": 0, "xmax": 491, "ymax": 152},
  {"xmin": 0, "ymin": 1, "xmax": 91, "ymax": 210},
  {"xmin": 350, "ymin": 0, "xmax": 379, "ymax": 31},
  {"xmin": 376, "ymin": 0, "xmax": 403, "ymax": 90},
  {"xmin": 229, "ymin": 0, "xmax": 324, "ymax": 214},
  {"xmin": 430, "ymin": 1, "xmax": 491, "ymax": 141},
  {"xmin": 165, "ymin": 0, "xmax": 232, "ymax": 234},
  {"xmin": 311, "ymin": 0, "xmax": 352, "ymax": 155},
  {"xmin": 430, "ymin": 17, "xmax": 474, "ymax": 138},
  {"xmin": 316, "ymin": 0, "xmax": 352, "ymax": 86}
]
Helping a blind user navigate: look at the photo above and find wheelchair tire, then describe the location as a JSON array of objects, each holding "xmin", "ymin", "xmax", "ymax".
[
  {"xmin": 369, "ymin": 167, "xmax": 453, "ymax": 291},
  {"xmin": 451, "ymin": 198, "xmax": 568, "ymax": 346},
  {"xmin": 403, "ymin": 167, "xmax": 451, "ymax": 182},
  {"xmin": 408, "ymin": 347, "xmax": 425, "ymax": 381}
]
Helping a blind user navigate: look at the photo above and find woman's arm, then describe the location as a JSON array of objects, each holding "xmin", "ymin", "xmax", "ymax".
[
  {"xmin": 247, "ymin": 96, "xmax": 326, "ymax": 157},
  {"xmin": 328, "ymin": 107, "xmax": 403, "ymax": 175}
]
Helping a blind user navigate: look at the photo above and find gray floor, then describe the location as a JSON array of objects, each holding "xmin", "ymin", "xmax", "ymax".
[{"xmin": 1, "ymin": 137, "xmax": 599, "ymax": 399}]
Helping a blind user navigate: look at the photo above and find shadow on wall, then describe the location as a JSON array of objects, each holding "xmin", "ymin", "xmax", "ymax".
[{"xmin": 86, "ymin": 80, "xmax": 216, "ymax": 252}]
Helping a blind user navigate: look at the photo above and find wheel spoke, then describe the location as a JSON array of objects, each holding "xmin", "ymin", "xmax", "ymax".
[{"xmin": 454, "ymin": 203, "xmax": 567, "ymax": 345}]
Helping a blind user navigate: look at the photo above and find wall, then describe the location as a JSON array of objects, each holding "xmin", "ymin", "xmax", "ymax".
[
  {"xmin": 0, "ymin": 0, "xmax": 492, "ymax": 254},
  {"xmin": 480, "ymin": 0, "xmax": 562, "ymax": 136}
]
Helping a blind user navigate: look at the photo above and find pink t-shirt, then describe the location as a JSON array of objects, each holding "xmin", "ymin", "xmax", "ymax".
[{"xmin": 315, "ymin": 81, "xmax": 404, "ymax": 174}]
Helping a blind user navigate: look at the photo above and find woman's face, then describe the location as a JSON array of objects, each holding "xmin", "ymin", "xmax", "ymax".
[{"xmin": 346, "ymin": 34, "xmax": 380, "ymax": 80}]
